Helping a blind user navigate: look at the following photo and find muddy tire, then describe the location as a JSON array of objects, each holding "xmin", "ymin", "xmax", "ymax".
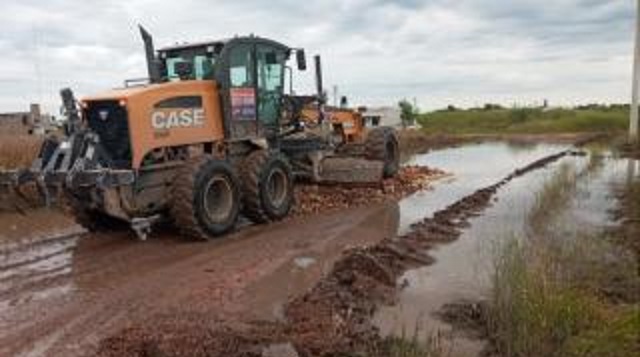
[
  {"xmin": 365, "ymin": 126, "xmax": 399, "ymax": 178},
  {"xmin": 170, "ymin": 156, "xmax": 241, "ymax": 240},
  {"xmin": 240, "ymin": 150, "xmax": 294, "ymax": 223}
]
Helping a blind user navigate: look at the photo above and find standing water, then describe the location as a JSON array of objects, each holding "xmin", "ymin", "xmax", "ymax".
[{"xmin": 375, "ymin": 141, "xmax": 640, "ymax": 356}]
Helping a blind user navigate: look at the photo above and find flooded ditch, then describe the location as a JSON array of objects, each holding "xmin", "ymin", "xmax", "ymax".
[{"xmin": 375, "ymin": 142, "xmax": 640, "ymax": 356}]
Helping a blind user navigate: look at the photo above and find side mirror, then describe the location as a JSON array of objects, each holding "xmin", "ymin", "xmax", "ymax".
[
  {"xmin": 296, "ymin": 49, "xmax": 307, "ymax": 71},
  {"xmin": 175, "ymin": 61, "xmax": 193, "ymax": 79}
]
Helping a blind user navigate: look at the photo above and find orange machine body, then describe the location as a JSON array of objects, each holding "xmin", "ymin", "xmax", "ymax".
[
  {"xmin": 82, "ymin": 81, "xmax": 224, "ymax": 169},
  {"xmin": 301, "ymin": 107, "xmax": 366, "ymax": 143}
]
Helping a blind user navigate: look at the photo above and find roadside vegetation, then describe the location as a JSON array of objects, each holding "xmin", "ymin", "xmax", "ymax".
[
  {"xmin": 376, "ymin": 332, "xmax": 447, "ymax": 357},
  {"xmin": 0, "ymin": 135, "xmax": 42, "ymax": 169},
  {"xmin": 487, "ymin": 158, "xmax": 640, "ymax": 357},
  {"xmin": 418, "ymin": 105, "xmax": 628, "ymax": 135}
]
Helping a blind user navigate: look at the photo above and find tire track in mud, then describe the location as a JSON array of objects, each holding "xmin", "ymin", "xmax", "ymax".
[
  {"xmin": 97, "ymin": 149, "xmax": 582, "ymax": 357},
  {"xmin": 0, "ymin": 227, "xmax": 84, "ymax": 299}
]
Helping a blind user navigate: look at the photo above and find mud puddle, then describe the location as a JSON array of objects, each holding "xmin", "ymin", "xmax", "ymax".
[{"xmin": 375, "ymin": 144, "xmax": 639, "ymax": 356}]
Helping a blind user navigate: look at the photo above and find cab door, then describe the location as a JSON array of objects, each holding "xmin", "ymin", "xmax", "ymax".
[
  {"xmin": 256, "ymin": 45, "xmax": 286, "ymax": 135},
  {"xmin": 225, "ymin": 42, "xmax": 286, "ymax": 139},
  {"xmin": 227, "ymin": 43, "xmax": 258, "ymax": 139}
]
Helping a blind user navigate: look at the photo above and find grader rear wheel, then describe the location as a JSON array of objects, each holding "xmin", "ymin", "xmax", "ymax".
[
  {"xmin": 240, "ymin": 150, "xmax": 294, "ymax": 223},
  {"xmin": 170, "ymin": 156, "xmax": 241, "ymax": 240},
  {"xmin": 365, "ymin": 127, "xmax": 399, "ymax": 178}
]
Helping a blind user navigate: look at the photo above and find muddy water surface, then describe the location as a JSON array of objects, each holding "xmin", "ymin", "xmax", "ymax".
[
  {"xmin": 397, "ymin": 142, "xmax": 568, "ymax": 232},
  {"xmin": 376, "ymin": 142, "xmax": 640, "ymax": 356}
]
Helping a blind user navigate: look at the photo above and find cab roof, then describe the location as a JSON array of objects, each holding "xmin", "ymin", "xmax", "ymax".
[
  {"xmin": 158, "ymin": 40, "xmax": 228, "ymax": 52},
  {"xmin": 157, "ymin": 36, "xmax": 291, "ymax": 54}
]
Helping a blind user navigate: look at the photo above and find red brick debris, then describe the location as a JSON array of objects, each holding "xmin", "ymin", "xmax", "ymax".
[{"xmin": 292, "ymin": 165, "xmax": 446, "ymax": 216}]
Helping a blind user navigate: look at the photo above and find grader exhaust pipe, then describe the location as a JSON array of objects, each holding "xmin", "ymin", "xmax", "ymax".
[{"xmin": 139, "ymin": 25, "xmax": 162, "ymax": 84}]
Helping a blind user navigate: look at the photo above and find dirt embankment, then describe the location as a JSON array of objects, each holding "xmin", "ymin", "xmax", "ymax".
[
  {"xmin": 397, "ymin": 129, "xmax": 472, "ymax": 156},
  {"xmin": 97, "ymin": 150, "xmax": 579, "ymax": 357}
]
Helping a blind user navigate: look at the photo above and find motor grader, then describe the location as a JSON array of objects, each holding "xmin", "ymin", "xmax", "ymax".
[{"xmin": 0, "ymin": 27, "xmax": 399, "ymax": 240}]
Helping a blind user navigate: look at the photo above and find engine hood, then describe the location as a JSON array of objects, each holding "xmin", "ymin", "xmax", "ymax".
[{"xmin": 81, "ymin": 81, "xmax": 217, "ymax": 102}]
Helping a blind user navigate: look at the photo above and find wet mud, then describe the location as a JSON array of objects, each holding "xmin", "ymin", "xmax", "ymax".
[
  {"xmin": 95, "ymin": 149, "xmax": 580, "ymax": 357},
  {"xmin": 1, "ymin": 202, "xmax": 403, "ymax": 356}
]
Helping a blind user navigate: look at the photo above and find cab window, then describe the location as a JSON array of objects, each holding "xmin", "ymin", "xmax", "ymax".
[
  {"xmin": 229, "ymin": 45, "xmax": 254, "ymax": 87},
  {"xmin": 165, "ymin": 54, "xmax": 215, "ymax": 81},
  {"xmin": 256, "ymin": 46, "xmax": 285, "ymax": 126}
]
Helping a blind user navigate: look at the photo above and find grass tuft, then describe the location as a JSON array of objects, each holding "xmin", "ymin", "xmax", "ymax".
[
  {"xmin": 489, "ymin": 239, "xmax": 605, "ymax": 357},
  {"xmin": 487, "ymin": 157, "xmax": 639, "ymax": 357},
  {"xmin": 376, "ymin": 332, "xmax": 447, "ymax": 357}
]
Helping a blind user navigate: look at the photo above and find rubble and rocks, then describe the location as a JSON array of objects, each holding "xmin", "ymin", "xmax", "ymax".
[{"xmin": 292, "ymin": 166, "xmax": 445, "ymax": 216}]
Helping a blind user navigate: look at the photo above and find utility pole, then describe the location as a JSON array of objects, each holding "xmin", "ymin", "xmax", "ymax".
[{"xmin": 630, "ymin": 0, "xmax": 640, "ymax": 143}]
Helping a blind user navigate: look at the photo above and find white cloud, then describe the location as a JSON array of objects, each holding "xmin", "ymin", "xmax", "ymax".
[{"xmin": 0, "ymin": 0, "xmax": 634, "ymax": 113}]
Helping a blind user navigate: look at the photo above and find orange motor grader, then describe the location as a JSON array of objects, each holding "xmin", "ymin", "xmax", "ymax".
[{"xmin": 0, "ymin": 27, "xmax": 399, "ymax": 240}]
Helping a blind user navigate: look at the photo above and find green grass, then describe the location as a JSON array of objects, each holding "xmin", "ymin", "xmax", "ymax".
[
  {"xmin": 490, "ymin": 235, "xmax": 639, "ymax": 357},
  {"xmin": 489, "ymin": 239, "xmax": 606, "ymax": 357},
  {"xmin": 418, "ymin": 107, "xmax": 628, "ymax": 135},
  {"xmin": 487, "ymin": 157, "xmax": 639, "ymax": 357},
  {"xmin": 560, "ymin": 307, "xmax": 640, "ymax": 357},
  {"xmin": 375, "ymin": 333, "xmax": 447, "ymax": 357}
]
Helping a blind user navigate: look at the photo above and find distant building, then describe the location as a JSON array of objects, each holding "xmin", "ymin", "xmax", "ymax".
[
  {"xmin": 363, "ymin": 106, "xmax": 402, "ymax": 128},
  {"xmin": 0, "ymin": 104, "xmax": 56, "ymax": 135}
]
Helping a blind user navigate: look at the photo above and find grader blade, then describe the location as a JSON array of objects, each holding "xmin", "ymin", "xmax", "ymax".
[{"xmin": 318, "ymin": 157, "xmax": 384, "ymax": 184}]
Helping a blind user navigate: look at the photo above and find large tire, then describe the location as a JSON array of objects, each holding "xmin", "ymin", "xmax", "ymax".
[
  {"xmin": 170, "ymin": 156, "xmax": 241, "ymax": 240},
  {"xmin": 365, "ymin": 127, "xmax": 400, "ymax": 178},
  {"xmin": 240, "ymin": 150, "xmax": 294, "ymax": 223}
]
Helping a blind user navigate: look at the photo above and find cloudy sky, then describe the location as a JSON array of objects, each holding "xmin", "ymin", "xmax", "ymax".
[{"xmin": 0, "ymin": 0, "xmax": 634, "ymax": 113}]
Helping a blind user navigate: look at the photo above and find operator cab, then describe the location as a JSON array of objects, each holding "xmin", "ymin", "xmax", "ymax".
[
  {"xmin": 146, "ymin": 31, "xmax": 301, "ymax": 139},
  {"xmin": 157, "ymin": 41, "xmax": 224, "ymax": 81}
]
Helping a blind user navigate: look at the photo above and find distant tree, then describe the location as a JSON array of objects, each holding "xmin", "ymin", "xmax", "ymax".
[
  {"xmin": 447, "ymin": 104, "xmax": 457, "ymax": 112},
  {"xmin": 398, "ymin": 99, "xmax": 418, "ymax": 128},
  {"xmin": 483, "ymin": 103, "xmax": 504, "ymax": 111}
]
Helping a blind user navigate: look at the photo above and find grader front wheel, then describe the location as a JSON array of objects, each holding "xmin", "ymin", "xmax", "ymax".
[{"xmin": 170, "ymin": 157, "xmax": 241, "ymax": 240}]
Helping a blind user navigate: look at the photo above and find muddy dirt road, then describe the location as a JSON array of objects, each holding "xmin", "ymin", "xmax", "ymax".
[
  {"xmin": 0, "ymin": 204, "xmax": 400, "ymax": 356},
  {"xmin": 1, "ymin": 139, "xmax": 618, "ymax": 357}
]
